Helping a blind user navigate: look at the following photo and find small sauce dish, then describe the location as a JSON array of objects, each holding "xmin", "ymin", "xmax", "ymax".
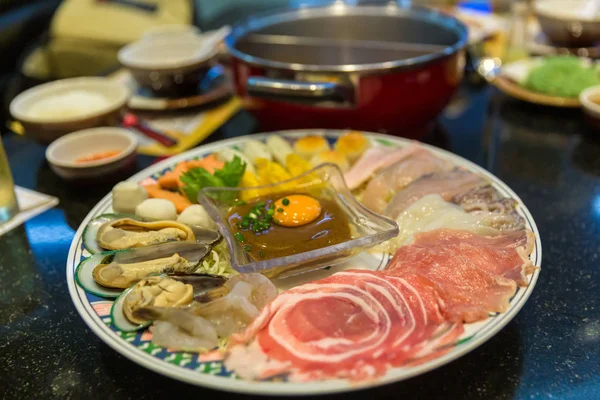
[{"xmin": 46, "ymin": 127, "xmax": 137, "ymax": 181}]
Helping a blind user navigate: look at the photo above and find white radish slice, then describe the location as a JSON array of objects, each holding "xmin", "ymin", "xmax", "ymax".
[
  {"xmin": 217, "ymin": 148, "xmax": 255, "ymax": 174},
  {"xmin": 266, "ymin": 136, "xmax": 293, "ymax": 165},
  {"xmin": 242, "ymin": 139, "xmax": 272, "ymax": 165},
  {"xmin": 75, "ymin": 253, "xmax": 123, "ymax": 298}
]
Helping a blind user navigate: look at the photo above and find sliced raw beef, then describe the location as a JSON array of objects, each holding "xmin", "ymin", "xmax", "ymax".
[
  {"xmin": 225, "ymin": 270, "xmax": 463, "ymax": 382},
  {"xmin": 384, "ymin": 169, "xmax": 488, "ymax": 219},
  {"xmin": 343, "ymin": 142, "xmax": 422, "ymax": 190},
  {"xmin": 385, "ymin": 229, "xmax": 535, "ymax": 322},
  {"xmin": 361, "ymin": 149, "xmax": 454, "ymax": 213}
]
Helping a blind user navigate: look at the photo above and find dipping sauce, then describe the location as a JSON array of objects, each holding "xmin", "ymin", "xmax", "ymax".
[
  {"xmin": 227, "ymin": 192, "xmax": 351, "ymax": 261},
  {"xmin": 76, "ymin": 150, "xmax": 121, "ymax": 163}
]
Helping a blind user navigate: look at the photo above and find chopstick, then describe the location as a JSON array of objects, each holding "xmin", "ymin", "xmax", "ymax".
[{"xmin": 242, "ymin": 33, "xmax": 449, "ymax": 53}]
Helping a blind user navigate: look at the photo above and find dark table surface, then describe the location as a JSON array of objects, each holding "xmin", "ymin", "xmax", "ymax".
[{"xmin": 1, "ymin": 84, "xmax": 599, "ymax": 400}]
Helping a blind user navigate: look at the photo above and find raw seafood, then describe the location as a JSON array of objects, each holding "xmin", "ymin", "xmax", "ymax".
[
  {"xmin": 122, "ymin": 274, "xmax": 226, "ymax": 325},
  {"xmin": 225, "ymin": 270, "xmax": 463, "ymax": 382},
  {"xmin": 96, "ymin": 218, "xmax": 194, "ymax": 250},
  {"xmin": 123, "ymin": 276, "xmax": 193, "ymax": 325},
  {"xmin": 453, "ymin": 185, "xmax": 525, "ymax": 231},
  {"xmin": 90, "ymin": 242, "xmax": 213, "ymax": 289},
  {"xmin": 385, "ymin": 194, "xmax": 501, "ymax": 249},
  {"xmin": 136, "ymin": 307, "xmax": 219, "ymax": 352},
  {"xmin": 343, "ymin": 142, "xmax": 422, "ymax": 190},
  {"xmin": 384, "ymin": 169, "xmax": 487, "ymax": 219},
  {"xmin": 361, "ymin": 149, "xmax": 454, "ymax": 213},
  {"xmin": 385, "ymin": 229, "xmax": 535, "ymax": 322},
  {"xmin": 135, "ymin": 273, "xmax": 278, "ymax": 351}
]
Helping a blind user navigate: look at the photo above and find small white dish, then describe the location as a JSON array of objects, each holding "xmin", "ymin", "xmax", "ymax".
[
  {"xmin": 46, "ymin": 127, "xmax": 137, "ymax": 180},
  {"xmin": 535, "ymin": 0, "xmax": 600, "ymax": 47},
  {"xmin": 10, "ymin": 77, "xmax": 130, "ymax": 143},
  {"xmin": 118, "ymin": 33, "xmax": 219, "ymax": 95}
]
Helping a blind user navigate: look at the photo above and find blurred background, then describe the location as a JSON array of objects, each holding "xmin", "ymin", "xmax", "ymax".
[{"xmin": 0, "ymin": 0, "xmax": 514, "ymax": 129}]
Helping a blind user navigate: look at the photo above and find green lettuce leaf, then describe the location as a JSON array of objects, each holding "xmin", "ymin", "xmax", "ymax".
[{"xmin": 180, "ymin": 156, "xmax": 246, "ymax": 203}]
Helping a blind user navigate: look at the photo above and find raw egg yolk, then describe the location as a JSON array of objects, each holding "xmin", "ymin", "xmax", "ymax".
[{"xmin": 273, "ymin": 195, "xmax": 321, "ymax": 227}]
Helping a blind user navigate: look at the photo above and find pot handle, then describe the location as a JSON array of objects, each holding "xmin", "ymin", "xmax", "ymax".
[{"xmin": 246, "ymin": 77, "xmax": 353, "ymax": 106}]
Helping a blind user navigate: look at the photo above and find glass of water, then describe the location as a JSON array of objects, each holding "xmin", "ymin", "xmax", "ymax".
[{"xmin": 0, "ymin": 136, "xmax": 18, "ymax": 223}]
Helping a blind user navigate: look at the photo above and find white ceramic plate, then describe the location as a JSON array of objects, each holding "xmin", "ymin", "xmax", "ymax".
[{"xmin": 66, "ymin": 130, "xmax": 542, "ymax": 395}]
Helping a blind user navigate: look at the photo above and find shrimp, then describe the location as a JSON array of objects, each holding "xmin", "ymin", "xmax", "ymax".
[
  {"xmin": 134, "ymin": 307, "xmax": 219, "ymax": 352},
  {"xmin": 192, "ymin": 274, "xmax": 278, "ymax": 337},
  {"xmin": 198, "ymin": 273, "xmax": 278, "ymax": 309},
  {"xmin": 136, "ymin": 273, "xmax": 279, "ymax": 347}
]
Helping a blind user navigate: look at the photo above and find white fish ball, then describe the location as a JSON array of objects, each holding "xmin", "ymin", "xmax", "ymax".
[
  {"xmin": 176, "ymin": 204, "xmax": 216, "ymax": 229},
  {"xmin": 135, "ymin": 198, "xmax": 177, "ymax": 221},
  {"xmin": 112, "ymin": 181, "xmax": 148, "ymax": 214}
]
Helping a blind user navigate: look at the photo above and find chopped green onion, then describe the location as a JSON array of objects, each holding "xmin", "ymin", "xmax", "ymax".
[
  {"xmin": 277, "ymin": 208, "xmax": 284, "ymax": 213},
  {"xmin": 282, "ymin": 198, "xmax": 290, "ymax": 206},
  {"xmin": 259, "ymin": 250, "xmax": 265, "ymax": 258},
  {"xmin": 235, "ymin": 232, "xmax": 245, "ymax": 243},
  {"xmin": 249, "ymin": 213, "xmax": 257, "ymax": 219},
  {"xmin": 240, "ymin": 220, "xmax": 250, "ymax": 229},
  {"xmin": 243, "ymin": 244, "xmax": 252, "ymax": 252}
]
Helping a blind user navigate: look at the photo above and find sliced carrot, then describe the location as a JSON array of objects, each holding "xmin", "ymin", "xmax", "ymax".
[
  {"xmin": 157, "ymin": 155, "xmax": 225, "ymax": 190},
  {"xmin": 157, "ymin": 163, "xmax": 187, "ymax": 189},
  {"xmin": 192, "ymin": 154, "xmax": 224, "ymax": 174},
  {"xmin": 143, "ymin": 184, "xmax": 192, "ymax": 213}
]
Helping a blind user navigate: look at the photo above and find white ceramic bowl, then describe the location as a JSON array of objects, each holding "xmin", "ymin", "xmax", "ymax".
[
  {"xmin": 535, "ymin": 0, "xmax": 600, "ymax": 47},
  {"xmin": 46, "ymin": 127, "xmax": 137, "ymax": 180},
  {"xmin": 580, "ymin": 85, "xmax": 600, "ymax": 129},
  {"xmin": 118, "ymin": 34, "xmax": 217, "ymax": 95},
  {"xmin": 10, "ymin": 77, "xmax": 130, "ymax": 144}
]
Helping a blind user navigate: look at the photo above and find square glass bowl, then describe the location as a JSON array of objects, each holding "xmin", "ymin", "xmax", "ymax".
[{"xmin": 198, "ymin": 163, "xmax": 398, "ymax": 278}]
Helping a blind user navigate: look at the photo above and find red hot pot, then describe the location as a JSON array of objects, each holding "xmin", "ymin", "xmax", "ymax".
[{"xmin": 225, "ymin": 4, "xmax": 468, "ymax": 138}]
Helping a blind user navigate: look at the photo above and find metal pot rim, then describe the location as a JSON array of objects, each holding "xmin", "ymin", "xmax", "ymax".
[{"xmin": 225, "ymin": 4, "xmax": 468, "ymax": 74}]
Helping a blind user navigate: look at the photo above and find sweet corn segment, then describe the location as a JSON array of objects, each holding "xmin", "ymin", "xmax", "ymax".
[
  {"xmin": 285, "ymin": 154, "xmax": 312, "ymax": 177},
  {"xmin": 239, "ymin": 171, "xmax": 262, "ymax": 201}
]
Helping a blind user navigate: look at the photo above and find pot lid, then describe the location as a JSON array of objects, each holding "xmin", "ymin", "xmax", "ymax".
[{"xmin": 225, "ymin": 5, "xmax": 468, "ymax": 73}]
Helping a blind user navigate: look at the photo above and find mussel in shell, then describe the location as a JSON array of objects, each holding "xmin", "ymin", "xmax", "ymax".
[
  {"xmin": 97, "ymin": 218, "xmax": 196, "ymax": 251},
  {"xmin": 132, "ymin": 273, "xmax": 279, "ymax": 347},
  {"xmin": 92, "ymin": 242, "xmax": 213, "ymax": 289},
  {"xmin": 122, "ymin": 274, "xmax": 227, "ymax": 325}
]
